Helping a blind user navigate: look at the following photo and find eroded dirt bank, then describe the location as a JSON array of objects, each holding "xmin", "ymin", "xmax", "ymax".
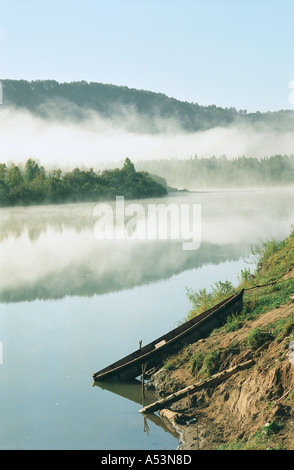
[{"xmin": 145, "ymin": 300, "xmax": 294, "ymax": 450}]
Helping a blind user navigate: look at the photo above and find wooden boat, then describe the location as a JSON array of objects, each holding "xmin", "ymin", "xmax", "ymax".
[{"xmin": 93, "ymin": 289, "xmax": 244, "ymax": 382}]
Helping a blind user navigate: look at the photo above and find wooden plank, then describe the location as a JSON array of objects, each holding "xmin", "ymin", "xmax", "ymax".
[
  {"xmin": 155, "ymin": 340, "xmax": 166, "ymax": 349},
  {"xmin": 139, "ymin": 359, "xmax": 255, "ymax": 414}
]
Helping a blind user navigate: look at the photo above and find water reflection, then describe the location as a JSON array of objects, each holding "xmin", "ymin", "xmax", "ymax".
[
  {"xmin": 1, "ymin": 189, "xmax": 293, "ymax": 450},
  {"xmin": 0, "ymin": 238, "xmax": 249, "ymax": 303},
  {"xmin": 94, "ymin": 379, "xmax": 179, "ymax": 439},
  {"xmin": 0, "ymin": 189, "xmax": 293, "ymax": 303}
]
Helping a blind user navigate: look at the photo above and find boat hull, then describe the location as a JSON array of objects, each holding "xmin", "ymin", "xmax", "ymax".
[{"xmin": 93, "ymin": 289, "xmax": 244, "ymax": 381}]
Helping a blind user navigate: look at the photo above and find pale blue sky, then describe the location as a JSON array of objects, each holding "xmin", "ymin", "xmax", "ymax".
[{"xmin": 1, "ymin": 0, "xmax": 294, "ymax": 112}]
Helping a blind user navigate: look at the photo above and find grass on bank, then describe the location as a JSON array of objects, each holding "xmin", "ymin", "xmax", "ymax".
[
  {"xmin": 186, "ymin": 227, "xmax": 294, "ymax": 322},
  {"xmin": 164, "ymin": 227, "xmax": 294, "ymax": 379},
  {"xmin": 216, "ymin": 421, "xmax": 286, "ymax": 450}
]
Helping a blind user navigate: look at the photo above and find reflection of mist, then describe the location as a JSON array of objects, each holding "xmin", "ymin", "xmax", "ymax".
[
  {"xmin": 0, "ymin": 190, "xmax": 293, "ymax": 303},
  {"xmin": 0, "ymin": 229, "xmax": 249, "ymax": 303},
  {"xmin": 0, "ymin": 202, "xmax": 96, "ymax": 242}
]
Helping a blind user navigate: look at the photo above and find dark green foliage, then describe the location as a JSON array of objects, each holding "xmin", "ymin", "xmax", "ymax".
[
  {"xmin": 190, "ymin": 351, "xmax": 205, "ymax": 374},
  {"xmin": 190, "ymin": 343, "xmax": 241, "ymax": 378},
  {"xmin": 0, "ymin": 79, "xmax": 241, "ymax": 133},
  {"xmin": 224, "ymin": 313, "xmax": 243, "ymax": 332},
  {"xmin": 270, "ymin": 316, "xmax": 294, "ymax": 343},
  {"xmin": 2, "ymin": 79, "xmax": 294, "ymax": 135},
  {"xmin": 190, "ymin": 348, "xmax": 221, "ymax": 377},
  {"xmin": 247, "ymin": 328, "xmax": 273, "ymax": 350},
  {"xmin": 0, "ymin": 158, "xmax": 167, "ymax": 207}
]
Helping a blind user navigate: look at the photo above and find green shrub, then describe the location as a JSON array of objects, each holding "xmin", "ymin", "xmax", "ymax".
[
  {"xmin": 251, "ymin": 238, "xmax": 285, "ymax": 272},
  {"xmin": 271, "ymin": 316, "xmax": 294, "ymax": 342},
  {"xmin": 190, "ymin": 351, "xmax": 205, "ymax": 374},
  {"xmin": 261, "ymin": 421, "xmax": 283, "ymax": 436},
  {"xmin": 247, "ymin": 328, "xmax": 273, "ymax": 349},
  {"xmin": 225, "ymin": 313, "xmax": 243, "ymax": 332},
  {"xmin": 163, "ymin": 356, "xmax": 177, "ymax": 371},
  {"xmin": 201, "ymin": 349, "xmax": 222, "ymax": 377},
  {"xmin": 186, "ymin": 280, "xmax": 235, "ymax": 320}
]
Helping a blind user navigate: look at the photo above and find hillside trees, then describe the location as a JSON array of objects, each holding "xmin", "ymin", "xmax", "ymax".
[{"xmin": 2, "ymin": 79, "xmax": 294, "ymax": 133}]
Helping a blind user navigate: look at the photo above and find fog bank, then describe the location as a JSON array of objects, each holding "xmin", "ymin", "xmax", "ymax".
[{"xmin": 1, "ymin": 107, "xmax": 294, "ymax": 171}]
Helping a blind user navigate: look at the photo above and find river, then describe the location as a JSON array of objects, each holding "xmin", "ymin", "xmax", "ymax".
[{"xmin": 0, "ymin": 188, "xmax": 293, "ymax": 449}]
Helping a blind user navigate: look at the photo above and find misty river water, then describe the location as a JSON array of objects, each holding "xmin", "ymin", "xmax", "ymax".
[{"xmin": 0, "ymin": 188, "xmax": 294, "ymax": 450}]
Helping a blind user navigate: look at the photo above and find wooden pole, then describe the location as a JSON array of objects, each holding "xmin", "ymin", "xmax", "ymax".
[
  {"xmin": 275, "ymin": 384, "xmax": 294, "ymax": 404},
  {"xmin": 139, "ymin": 359, "xmax": 255, "ymax": 414},
  {"xmin": 141, "ymin": 362, "xmax": 147, "ymax": 400}
]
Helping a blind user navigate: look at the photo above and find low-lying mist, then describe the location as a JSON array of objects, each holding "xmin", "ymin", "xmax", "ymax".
[
  {"xmin": 1, "ymin": 105, "xmax": 294, "ymax": 173},
  {"xmin": 1, "ymin": 189, "xmax": 293, "ymax": 302}
]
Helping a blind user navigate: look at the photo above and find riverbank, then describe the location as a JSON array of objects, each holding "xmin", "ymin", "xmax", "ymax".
[{"xmin": 145, "ymin": 230, "xmax": 294, "ymax": 450}]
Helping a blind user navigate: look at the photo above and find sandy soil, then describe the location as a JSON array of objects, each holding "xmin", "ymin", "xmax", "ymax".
[{"xmin": 146, "ymin": 298, "xmax": 294, "ymax": 450}]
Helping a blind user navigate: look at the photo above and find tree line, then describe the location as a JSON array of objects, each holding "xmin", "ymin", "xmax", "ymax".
[
  {"xmin": 136, "ymin": 154, "xmax": 294, "ymax": 189},
  {"xmin": 1, "ymin": 154, "xmax": 293, "ymax": 207},
  {"xmin": 0, "ymin": 158, "xmax": 167, "ymax": 207},
  {"xmin": 2, "ymin": 79, "xmax": 294, "ymax": 133}
]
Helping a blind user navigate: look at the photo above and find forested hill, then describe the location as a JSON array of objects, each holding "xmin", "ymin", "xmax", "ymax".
[{"xmin": 1, "ymin": 79, "xmax": 294, "ymax": 133}]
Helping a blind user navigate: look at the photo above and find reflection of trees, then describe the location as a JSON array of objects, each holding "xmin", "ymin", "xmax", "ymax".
[
  {"xmin": 0, "ymin": 202, "xmax": 96, "ymax": 242},
  {"xmin": 2, "ymin": 188, "xmax": 293, "ymax": 243},
  {"xmin": 0, "ymin": 240, "xmax": 251, "ymax": 303},
  {"xmin": 1, "ymin": 191, "xmax": 293, "ymax": 303}
]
